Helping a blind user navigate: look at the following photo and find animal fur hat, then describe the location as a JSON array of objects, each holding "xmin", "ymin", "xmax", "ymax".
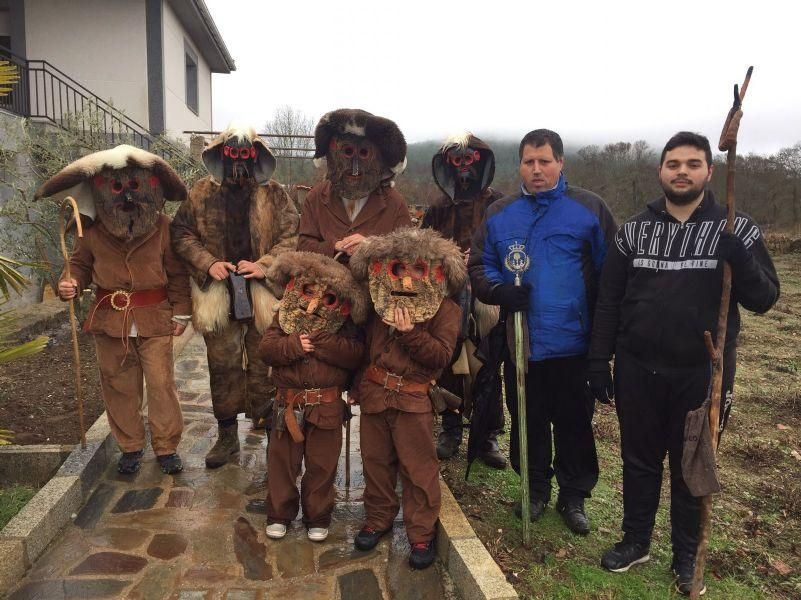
[
  {"xmin": 313, "ymin": 108, "xmax": 407, "ymax": 177},
  {"xmin": 350, "ymin": 227, "xmax": 467, "ymax": 296},
  {"xmin": 202, "ymin": 123, "xmax": 276, "ymax": 185},
  {"xmin": 265, "ymin": 251, "xmax": 369, "ymax": 325},
  {"xmin": 34, "ymin": 144, "xmax": 186, "ymax": 219}
]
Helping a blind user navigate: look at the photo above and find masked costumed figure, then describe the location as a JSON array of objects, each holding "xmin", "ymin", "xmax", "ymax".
[
  {"xmin": 422, "ymin": 132, "xmax": 505, "ymax": 467},
  {"xmin": 349, "ymin": 227, "xmax": 466, "ymax": 569},
  {"xmin": 38, "ymin": 145, "xmax": 191, "ymax": 475},
  {"xmin": 298, "ymin": 108, "xmax": 411, "ymax": 261},
  {"xmin": 258, "ymin": 252, "xmax": 367, "ymax": 542},
  {"xmin": 171, "ymin": 125, "xmax": 299, "ymax": 469}
]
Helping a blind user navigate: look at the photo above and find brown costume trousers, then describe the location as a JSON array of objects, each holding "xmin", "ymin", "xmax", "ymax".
[
  {"xmin": 266, "ymin": 420, "xmax": 342, "ymax": 528},
  {"xmin": 95, "ymin": 334, "xmax": 183, "ymax": 455},
  {"xmin": 361, "ymin": 409, "xmax": 441, "ymax": 543},
  {"xmin": 203, "ymin": 321, "xmax": 274, "ymax": 421}
]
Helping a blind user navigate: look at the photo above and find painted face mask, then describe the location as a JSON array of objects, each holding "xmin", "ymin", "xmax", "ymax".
[
  {"xmin": 278, "ymin": 276, "xmax": 352, "ymax": 334},
  {"xmin": 91, "ymin": 166, "xmax": 162, "ymax": 241},
  {"xmin": 446, "ymin": 146, "xmax": 483, "ymax": 197},
  {"xmin": 367, "ymin": 257, "xmax": 447, "ymax": 324},
  {"xmin": 222, "ymin": 138, "xmax": 258, "ymax": 183},
  {"xmin": 327, "ymin": 134, "xmax": 384, "ymax": 199}
]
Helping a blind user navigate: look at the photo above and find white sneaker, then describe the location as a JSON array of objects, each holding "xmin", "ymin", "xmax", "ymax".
[
  {"xmin": 307, "ymin": 527, "xmax": 329, "ymax": 542},
  {"xmin": 265, "ymin": 523, "xmax": 287, "ymax": 539}
]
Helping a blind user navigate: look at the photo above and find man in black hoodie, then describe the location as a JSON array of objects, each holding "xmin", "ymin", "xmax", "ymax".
[
  {"xmin": 422, "ymin": 132, "xmax": 506, "ymax": 468},
  {"xmin": 588, "ymin": 132, "xmax": 779, "ymax": 595}
]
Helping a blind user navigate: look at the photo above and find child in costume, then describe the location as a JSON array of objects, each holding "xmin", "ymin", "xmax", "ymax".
[
  {"xmin": 349, "ymin": 228, "xmax": 466, "ymax": 569},
  {"xmin": 259, "ymin": 251, "xmax": 367, "ymax": 542},
  {"xmin": 37, "ymin": 145, "xmax": 191, "ymax": 475}
]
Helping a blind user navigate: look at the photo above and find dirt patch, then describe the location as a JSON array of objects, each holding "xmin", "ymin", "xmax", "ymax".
[{"xmin": 0, "ymin": 320, "xmax": 103, "ymax": 445}]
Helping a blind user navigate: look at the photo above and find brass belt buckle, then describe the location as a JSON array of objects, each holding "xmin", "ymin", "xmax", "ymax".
[
  {"xmin": 382, "ymin": 371, "xmax": 403, "ymax": 392},
  {"xmin": 304, "ymin": 388, "xmax": 322, "ymax": 406},
  {"xmin": 109, "ymin": 290, "xmax": 132, "ymax": 311}
]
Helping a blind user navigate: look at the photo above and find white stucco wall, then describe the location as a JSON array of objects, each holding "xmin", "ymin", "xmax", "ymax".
[
  {"xmin": 162, "ymin": 1, "xmax": 212, "ymax": 140},
  {"xmin": 24, "ymin": 0, "xmax": 149, "ymax": 128}
]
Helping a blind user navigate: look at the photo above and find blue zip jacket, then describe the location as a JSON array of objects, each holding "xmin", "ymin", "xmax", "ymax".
[{"xmin": 469, "ymin": 174, "xmax": 616, "ymax": 360}]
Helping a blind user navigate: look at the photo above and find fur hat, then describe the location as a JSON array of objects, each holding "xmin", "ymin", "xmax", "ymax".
[
  {"xmin": 432, "ymin": 131, "xmax": 496, "ymax": 200},
  {"xmin": 350, "ymin": 227, "xmax": 467, "ymax": 296},
  {"xmin": 265, "ymin": 251, "xmax": 369, "ymax": 325},
  {"xmin": 202, "ymin": 123, "xmax": 276, "ymax": 185},
  {"xmin": 34, "ymin": 144, "xmax": 187, "ymax": 219},
  {"xmin": 313, "ymin": 108, "xmax": 407, "ymax": 177}
]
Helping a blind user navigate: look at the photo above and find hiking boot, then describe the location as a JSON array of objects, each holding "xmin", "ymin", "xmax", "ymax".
[
  {"xmin": 514, "ymin": 498, "xmax": 547, "ymax": 522},
  {"xmin": 479, "ymin": 434, "xmax": 507, "ymax": 470},
  {"xmin": 117, "ymin": 450, "xmax": 144, "ymax": 474},
  {"xmin": 354, "ymin": 526, "xmax": 391, "ymax": 551},
  {"xmin": 205, "ymin": 422, "xmax": 240, "ymax": 469},
  {"xmin": 672, "ymin": 556, "xmax": 706, "ymax": 596},
  {"xmin": 601, "ymin": 539, "xmax": 651, "ymax": 572},
  {"xmin": 157, "ymin": 453, "xmax": 183, "ymax": 474},
  {"xmin": 436, "ymin": 429, "xmax": 461, "ymax": 459},
  {"xmin": 265, "ymin": 523, "xmax": 287, "ymax": 539},
  {"xmin": 555, "ymin": 497, "xmax": 590, "ymax": 535},
  {"xmin": 409, "ymin": 540, "xmax": 436, "ymax": 570}
]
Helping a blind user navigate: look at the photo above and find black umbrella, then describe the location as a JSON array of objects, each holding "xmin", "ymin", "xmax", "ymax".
[{"xmin": 465, "ymin": 319, "xmax": 508, "ymax": 481}]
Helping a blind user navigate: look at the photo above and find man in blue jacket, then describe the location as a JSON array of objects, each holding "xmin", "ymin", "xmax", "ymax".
[{"xmin": 468, "ymin": 129, "xmax": 617, "ymax": 534}]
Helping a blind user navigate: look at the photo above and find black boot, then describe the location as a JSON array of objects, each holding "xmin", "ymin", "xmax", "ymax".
[
  {"xmin": 436, "ymin": 411, "xmax": 463, "ymax": 460},
  {"xmin": 556, "ymin": 497, "xmax": 590, "ymax": 535},
  {"xmin": 479, "ymin": 432, "xmax": 507, "ymax": 469},
  {"xmin": 117, "ymin": 449, "xmax": 143, "ymax": 474},
  {"xmin": 205, "ymin": 421, "xmax": 240, "ymax": 469}
]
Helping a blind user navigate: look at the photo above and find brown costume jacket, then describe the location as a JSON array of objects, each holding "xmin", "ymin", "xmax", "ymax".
[
  {"xmin": 67, "ymin": 214, "xmax": 191, "ymax": 338},
  {"xmin": 259, "ymin": 316, "xmax": 364, "ymax": 429},
  {"xmin": 357, "ymin": 299, "xmax": 461, "ymax": 414},
  {"xmin": 171, "ymin": 176, "xmax": 299, "ymax": 288},
  {"xmin": 297, "ymin": 181, "xmax": 412, "ymax": 258},
  {"xmin": 421, "ymin": 188, "xmax": 502, "ymax": 252}
]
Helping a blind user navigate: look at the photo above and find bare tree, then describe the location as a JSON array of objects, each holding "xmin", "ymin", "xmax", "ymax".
[{"xmin": 263, "ymin": 105, "xmax": 315, "ymax": 186}]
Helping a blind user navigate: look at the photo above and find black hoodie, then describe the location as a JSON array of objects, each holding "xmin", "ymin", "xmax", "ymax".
[{"xmin": 589, "ymin": 191, "xmax": 779, "ymax": 368}]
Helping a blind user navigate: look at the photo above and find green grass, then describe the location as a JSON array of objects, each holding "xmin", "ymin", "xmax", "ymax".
[
  {"xmin": 0, "ymin": 485, "xmax": 36, "ymax": 529},
  {"xmin": 442, "ymin": 253, "xmax": 801, "ymax": 599}
]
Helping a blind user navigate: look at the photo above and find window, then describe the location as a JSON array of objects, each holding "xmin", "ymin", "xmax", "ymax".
[{"xmin": 185, "ymin": 43, "xmax": 198, "ymax": 115}]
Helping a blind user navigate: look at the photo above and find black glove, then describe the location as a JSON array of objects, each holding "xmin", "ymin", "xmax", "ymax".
[
  {"xmin": 717, "ymin": 231, "xmax": 750, "ymax": 270},
  {"xmin": 490, "ymin": 282, "xmax": 531, "ymax": 313},
  {"xmin": 587, "ymin": 361, "xmax": 614, "ymax": 404}
]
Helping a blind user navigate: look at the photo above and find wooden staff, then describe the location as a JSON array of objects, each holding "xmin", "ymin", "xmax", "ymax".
[
  {"xmin": 59, "ymin": 197, "xmax": 86, "ymax": 449},
  {"xmin": 691, "ymin": 66, "xmax": 753, "ymax": 599}
]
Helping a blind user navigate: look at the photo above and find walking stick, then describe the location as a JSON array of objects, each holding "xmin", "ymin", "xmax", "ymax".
[
  {"xmin": 59, "ymin": 197, "xmax": 86, "ymax": 449},
  {"xmin": 505, "ymin": 245, "xmax": 531, "ymax": 546},
  {"xmin": 691, "ymin": 66, "xmax": 753, "ymax": 599}
]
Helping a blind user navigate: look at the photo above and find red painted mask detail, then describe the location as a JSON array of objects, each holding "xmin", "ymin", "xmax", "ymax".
[
  {"xmin": 434, "ymin": 265, "xmax": 445, "ymax": 282},
  {"xmin": 93, "ymin": 175, "xmax": 106, "ymax": 188}
]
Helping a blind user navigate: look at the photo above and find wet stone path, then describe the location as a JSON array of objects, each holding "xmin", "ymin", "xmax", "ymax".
[{"xmin": 9, "ymin": 333, "xmax": 458, "ymax": 600}]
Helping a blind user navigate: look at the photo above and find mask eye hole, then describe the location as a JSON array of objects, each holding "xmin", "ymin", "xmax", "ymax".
[
  {"xmin": 301, "ymin": 283, "xmax": 317, "ymax": 298},
  {"xmin": 341, "ymin": 144, "xmax": 355, "ymax": 158},
  {"xmin": 111, "ymin": 180, "xmax": 124, "ymax": 194},
  {"xmin": 128, "ymin": 179, "xmax": 140, "ymax": 191},
  {"xmin": 358, "ymin": 146, "xmax": 371, "ymax": 159},
  {"xmin": 410, "ymin": 260, "xmax": 429, "ymax": 279},
  {"xmin": 448, "ymin": 153, "xmax": 462, "ymax": 167},
  {"xmin": 389, "ymin": 260, "xmax": 405, "ymax": 279},
  {"xmin": 321, "ymin": 292, "xmax": 339, "ymax": 308}
]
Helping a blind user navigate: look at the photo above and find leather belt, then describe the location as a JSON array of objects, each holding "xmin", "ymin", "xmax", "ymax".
[
  {"xmin": 276, "ymin": 386, "xmax": 341, "ymax": 443},
  {"xmin": 95, "ymin": 287, "xmax": 168, "ymax": 311},
  {"xmin": 365, "ymin": 364, "xmax": 431, "ymax": 394}
]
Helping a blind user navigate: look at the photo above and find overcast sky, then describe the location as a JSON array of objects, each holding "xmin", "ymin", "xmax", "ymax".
[{"xmin": 206, "ymin": 0, "xmax": 800, "ymax": 155}]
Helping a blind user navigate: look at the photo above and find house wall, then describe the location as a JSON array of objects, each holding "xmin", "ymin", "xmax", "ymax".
[
  {"xmin": 162, "ymin": 0, "xmax": 212, "ymax": 139},
  {"xmin": 24, "ymin": 0, "xmax": 150, "ymax": 128}
]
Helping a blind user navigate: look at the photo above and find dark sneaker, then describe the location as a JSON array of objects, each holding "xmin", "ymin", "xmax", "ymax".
[
  {"xmin": 157, "ymin": 453, "xmax": 183, "ymax": 474},
  {"xmin": 479, "ymin": 435, "xmax": 507, "ymax": 470},
  {"xmin": 409, "ymin": 540, "xmax": 436, "ymax": 570},
  {"xmin": 436, "ymin": 430, "xmax": 461, "ymax": 460},
  {"xmin": 354, "ymin": 526, "xmax": 391, "ymax": 551},
  {"xmin": 514, "ymin": 498, "xmax": 547, "ymax": 521},
  {"xmin": 672, "ymin": 557, "xmax": 706, "ymax": 596},
  {"xmin": 555, "ymin": 498, "xmax": 590, "ymax": 536},
  {"xmin": 117, "ymin": 450, "xmax": 144, "ymax": 474},
  {"xmin": 601, "ymin": 540, "xmax": 651, "ymax": 572}
]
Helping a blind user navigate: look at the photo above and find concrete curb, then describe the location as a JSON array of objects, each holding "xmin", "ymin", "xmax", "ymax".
[
  {"xmin": 0, "ymin": 325, "xmax": 196, "ymax": 594},
  {"xmin": 437, "ymin": 480, "xmax": 518, "ymax": 600}
]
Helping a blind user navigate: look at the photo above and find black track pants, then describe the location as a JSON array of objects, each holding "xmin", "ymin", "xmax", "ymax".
[
  {"xmin": 615, "ymin": 350, "xmax": 736, "ymax": 559},
  {"xmin": 504, "ymin": 356, "xmax": 598, "ymax": 503}
]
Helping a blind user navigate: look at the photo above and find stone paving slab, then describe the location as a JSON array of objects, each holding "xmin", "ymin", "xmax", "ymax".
[{"xmin": 7, "ymin": 332, "xmax": 459, "ymax": 599}]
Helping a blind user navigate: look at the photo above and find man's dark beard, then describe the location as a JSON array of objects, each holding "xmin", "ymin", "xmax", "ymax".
[{"xmin": 661, "ymin": 181, "xmax": 706, "ymax": 206}]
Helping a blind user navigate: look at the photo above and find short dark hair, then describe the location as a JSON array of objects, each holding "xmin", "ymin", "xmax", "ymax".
[
  {"xmin": 660, "ymin": 131, "xmax": 712, "ymax": 166},
  {"xmin": 519, "ymin": 129, "xmax": 564, "ymax": 161}
]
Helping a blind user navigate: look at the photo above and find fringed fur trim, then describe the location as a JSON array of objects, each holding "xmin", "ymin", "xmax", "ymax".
[
  {"xmin": 350, "ymin": 227, "xmax": 467, "ymax": 296},
  {"xmin": 190, "ymin": 279, "xmax": 278, "ymax": 335},
  {"xmin": 252, "ymin": 283, "xmax": 278, "ymax": 334}
]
